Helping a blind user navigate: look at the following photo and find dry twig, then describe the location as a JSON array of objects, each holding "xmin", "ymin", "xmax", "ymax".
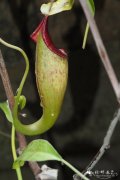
[
  {"xmin": 73, "ymin": 0, "xmax": 120, "ymax": 179},
  {"xmin": 73, "ymin": 108, "xmax": 120, "ymax": 180},
  {"xmin": 0, "ymin": 50, "xmax": 41, "ymax": 180},
  {"xmin": 79, "ymin": 0, "xmax": 120, "ymax": 102}
]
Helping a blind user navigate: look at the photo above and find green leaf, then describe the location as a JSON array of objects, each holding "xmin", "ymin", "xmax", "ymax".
[
  {"xmin": 0, "ymin": 100, "xmax": 13, "ymax": 123},
  {"xmin": 0, "ymin": 95, "xmax": 26, "ymax": 123},
  {"xmin": 13, "ymin": 139, "xmax": 62, "ymax": 169},
  {"xmin": 13, "ymin": 139, "xmax": 89, "ymax": 180},
  {"xmin": 40, "ymin": 0, "xmax": 74, "ymax": 16},
  {"xmin": 18, "ymin": 95, "xmax": 26, "ymax": 110},
  {"xmin": 82, "ymin": 0, "xmax": 95, "ymax": 49},
  {"xmin": 87, "ymin": 0, "xmax": 95, "ymax": 16}
]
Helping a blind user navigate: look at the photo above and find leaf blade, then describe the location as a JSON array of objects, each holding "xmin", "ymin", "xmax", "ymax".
[
  {"xmin": 13, "ymin": 139, "xmax": 62, "ymax": 169},
  {"xmin": 0, "ymin": 100, "xmax": 13, "ymax": 123},
  {"xmin": 87, "ymin": 0, "xmax": 95, "ymax": 16},
  {"xmin": 82, "ymin": 0, "xmax": 95, "ymax": 49},
  {"xmin": 40, "ymin": 0, "xmax": 74, "ymax": 16},
  {"xmin": 18, "ymin": 95, "xmax": 26, "ymax": 110}
]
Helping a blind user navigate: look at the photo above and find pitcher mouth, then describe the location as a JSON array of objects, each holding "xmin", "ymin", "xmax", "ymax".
[{"xmin": 30, "ymin": 16, "xmax": 67, "ymax": 58}]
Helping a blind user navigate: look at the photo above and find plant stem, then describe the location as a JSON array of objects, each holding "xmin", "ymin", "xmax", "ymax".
[
  {"xmin": 0, "ymin": 38, "xmax": 29, "ymax": 98},
  {"xmin": 84, "ymin": 108, "xmax": 120, "ymax": 175},
  {"xmin": 0, "ymin": 130, "xmax": 11, "ymax": 139},
  {"xmin": 73, "ymin": 1, "xmax": 120, "ymax": 179},
  {"xmin": 79, "ymin": 0, "xmax": 120, "ymax": 102},
  {"xmin": 0, "ymin": 49, "xmax": 15, "ymax": 109},
  {"xmin": 0, "ymin": 50, "xmax": 41, "ymax": 179},
  {"xmin": 82, "ymin": 22, "xmax": 89, "ymax": 49},
  {"xmin": 11, "ymin": 125, "xmax": 23, "ymax": 180},
  {"xmin": 62, "ymin": 159, "xmax": 89, "ymax": 180}
]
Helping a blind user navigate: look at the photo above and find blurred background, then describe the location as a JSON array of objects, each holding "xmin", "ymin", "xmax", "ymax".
[{"xmin": 0, "ymin": 0, "xmax": 120, "ymax": 179}]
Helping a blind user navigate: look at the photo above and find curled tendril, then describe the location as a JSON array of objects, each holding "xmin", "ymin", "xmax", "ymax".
[{"xmin": 0, "ymin": 38, "xmax": 29, "ymax": 100}]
